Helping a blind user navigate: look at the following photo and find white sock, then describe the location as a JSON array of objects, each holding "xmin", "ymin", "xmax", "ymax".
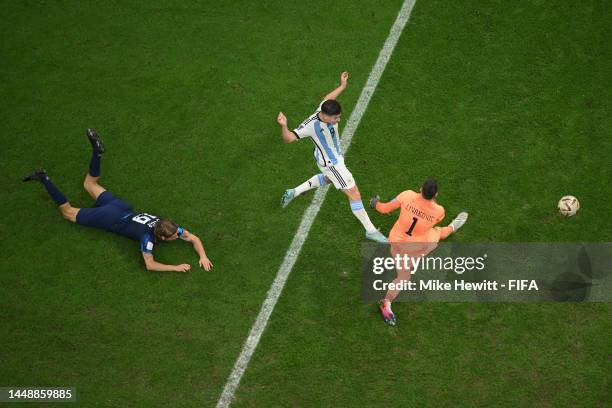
[
  {"xmin": 294, "ymin": 174, "xmax": 327, "ymax": 196},
  {"xmin": 350, "ymin": 200, "xmax": 377, "ymax": 233}
]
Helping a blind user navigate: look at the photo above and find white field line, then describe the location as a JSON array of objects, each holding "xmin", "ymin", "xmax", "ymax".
[{"xmin": 215, "ymin": 1, "xmax": 417, "ymax": 406}]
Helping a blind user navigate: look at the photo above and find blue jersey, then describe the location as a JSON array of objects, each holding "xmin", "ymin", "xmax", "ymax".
[
  {"xmin": 111, "ymin": 212, "xmax": 184, "ymax": 254},
  {"xmin": 75, "ymin": 191, "xmax": 183, "ymax": 254}
]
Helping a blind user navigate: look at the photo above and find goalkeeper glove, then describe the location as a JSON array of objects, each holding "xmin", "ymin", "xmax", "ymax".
[{"xmin": 369, "ymin": 195, "xmax": 380, "ymax": 209}]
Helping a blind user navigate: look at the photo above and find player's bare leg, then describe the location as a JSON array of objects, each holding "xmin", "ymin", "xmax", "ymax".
[
  {"xmin": 59, "ymin": 203, "xmax": 80, "ymax": 223},
  {"xmin": 84, "ymin": 175, "xmax": 106, "ymax": 201},
  {"xmin": 379, "ymin": 276, "xmax": 406, "ymax": 326},
  {"xmin": 385, "ymin": 266, "xmax": 412, "ymax": 304},
  {"xmin": 380, "ymin": 267, "xmax": 410, "ymax": 326},
  {"xmin": 379, "ymin": 247, "xmax": 414, "ymax": 326},
  {"xmin": 342, "ymin": 185, "xmax": 387, "ymax": 243},
  {"xmin": 380, "ymin": 275, "xmax": 410, "ymax": 327},
  {"xmin": 281, "ymin": 174, "xmax": 329, "ymax": 208}
]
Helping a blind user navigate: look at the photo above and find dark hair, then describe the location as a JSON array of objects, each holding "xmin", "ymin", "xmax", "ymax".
[
  {"xmin": 421, "ymin": 178, "xmax": 438, "ymax": 200},
  {"xmin": 154, "ymin": 219, "xmax": 178, "ymax": 240},
  {"xmin": 321, "ymin": 99, "xmax": 342, "ymax": 115}
]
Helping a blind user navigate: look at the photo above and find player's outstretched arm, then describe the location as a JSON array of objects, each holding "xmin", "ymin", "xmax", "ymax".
[
  {"xmin": 323, "ymin": 71, "xmax": 349, "ymax": 101},
  {"xmin": 370, "ymin": 195, "xmax": 401, "ymax": 214},
  {"xmin": 142, "ymin": 253, "xmax": 191, "ymax": 273},
  {"xmin": 277, "ymin": 112, "xmax": 297, "ymax": 143},
  {"xmin": 180, "ymin": 229, "xmax": 213, "ymax": 271}
]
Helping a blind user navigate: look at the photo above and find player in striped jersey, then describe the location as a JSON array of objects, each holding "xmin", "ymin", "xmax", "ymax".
[{"xmin": 276, "ymin": 72, "xmax": 387, "ymax": 243}]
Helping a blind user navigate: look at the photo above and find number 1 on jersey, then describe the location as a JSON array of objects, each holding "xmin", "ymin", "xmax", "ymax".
[{"xmin": 406, "ymin": 217, "xmax": 418, "ymax": 236}]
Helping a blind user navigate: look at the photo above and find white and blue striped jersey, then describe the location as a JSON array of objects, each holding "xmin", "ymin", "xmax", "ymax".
[{"xmin": 292, "ymin": 102, "xmax": 342, "ymax": 167}]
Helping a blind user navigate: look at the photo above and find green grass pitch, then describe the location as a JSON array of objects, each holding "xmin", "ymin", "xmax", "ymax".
[{"xmin": 0, "ymin": 1, "xmax": 610, "ymax": 407}]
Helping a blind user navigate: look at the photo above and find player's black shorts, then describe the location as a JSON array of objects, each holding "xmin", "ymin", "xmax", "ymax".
[{"xmin": 76, "ymin": 191, "xmax": 133, "ymax": 230}]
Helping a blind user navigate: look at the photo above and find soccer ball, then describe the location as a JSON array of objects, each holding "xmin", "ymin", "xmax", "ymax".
[{"xmin": 558, "ymin": 195, "xmax": 580, "ymax": 216}]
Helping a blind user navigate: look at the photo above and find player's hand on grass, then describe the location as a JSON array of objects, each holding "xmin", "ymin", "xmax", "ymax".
[
  {"xmin": 340, "ymin": 71, "xmax": 349, "ymax": 86},
  {"xmin": 199, "ymin": 257, "xmax": 213, "ymax": 271},
  {"xmin": 277, "ymin": 112, "xmax": 287, "ymax": 127},
  {"xmin": 369, "ymin": 195, "xmax": 380, "ymax": 209},
  {"xmin": 175, "ymin": 263, "xmax": 191, "ymax": 273}
]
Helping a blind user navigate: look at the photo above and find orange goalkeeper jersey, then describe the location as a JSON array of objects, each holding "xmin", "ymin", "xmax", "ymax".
[{"xmin": 376, "ymin": 190, "xmax": 445, "ymax": 242}]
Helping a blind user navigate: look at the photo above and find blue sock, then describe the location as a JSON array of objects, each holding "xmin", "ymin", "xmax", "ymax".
[
  {"xmin": 41, "ymin": 177, "xmax": 68, "ymax": 206},
  {"xmin": 89, "ymin": 151, "xmax": 101, "ymax": 177}
]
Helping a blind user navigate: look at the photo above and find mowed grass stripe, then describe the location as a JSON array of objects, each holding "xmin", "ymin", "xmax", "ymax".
[
  {"xmin": 0, "ymin": 2, "xmax": 405, "ymax": 407},
  {"xmin": 216, "ymin": 1, "xmax": 417, "ymax": 406},
  {"xmin": 233, "ymin": 1, "xmax": 611, "ymax": 406}
]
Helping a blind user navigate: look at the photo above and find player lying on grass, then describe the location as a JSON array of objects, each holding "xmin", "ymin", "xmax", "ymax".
[
  {"xmin": 277, "ymin": 71, "xmax": 387, "ymax": 243},
  {"xmin": 23, "ymin": 129, "xmax": 213, "ymax": 273},
  {"xmin": 370, "ymin": 178, "xmax": 468, "ymax": 326}
]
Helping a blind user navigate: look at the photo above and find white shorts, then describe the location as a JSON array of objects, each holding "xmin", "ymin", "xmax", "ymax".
[{"xmin": 318, "ymin": 163, "xmax": 356, "ymax": 190}]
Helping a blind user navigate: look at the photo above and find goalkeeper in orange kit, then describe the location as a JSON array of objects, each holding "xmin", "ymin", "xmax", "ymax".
[{"xmin": 370, "ymin": 178, "xmax": 468, "ymax": 326}]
